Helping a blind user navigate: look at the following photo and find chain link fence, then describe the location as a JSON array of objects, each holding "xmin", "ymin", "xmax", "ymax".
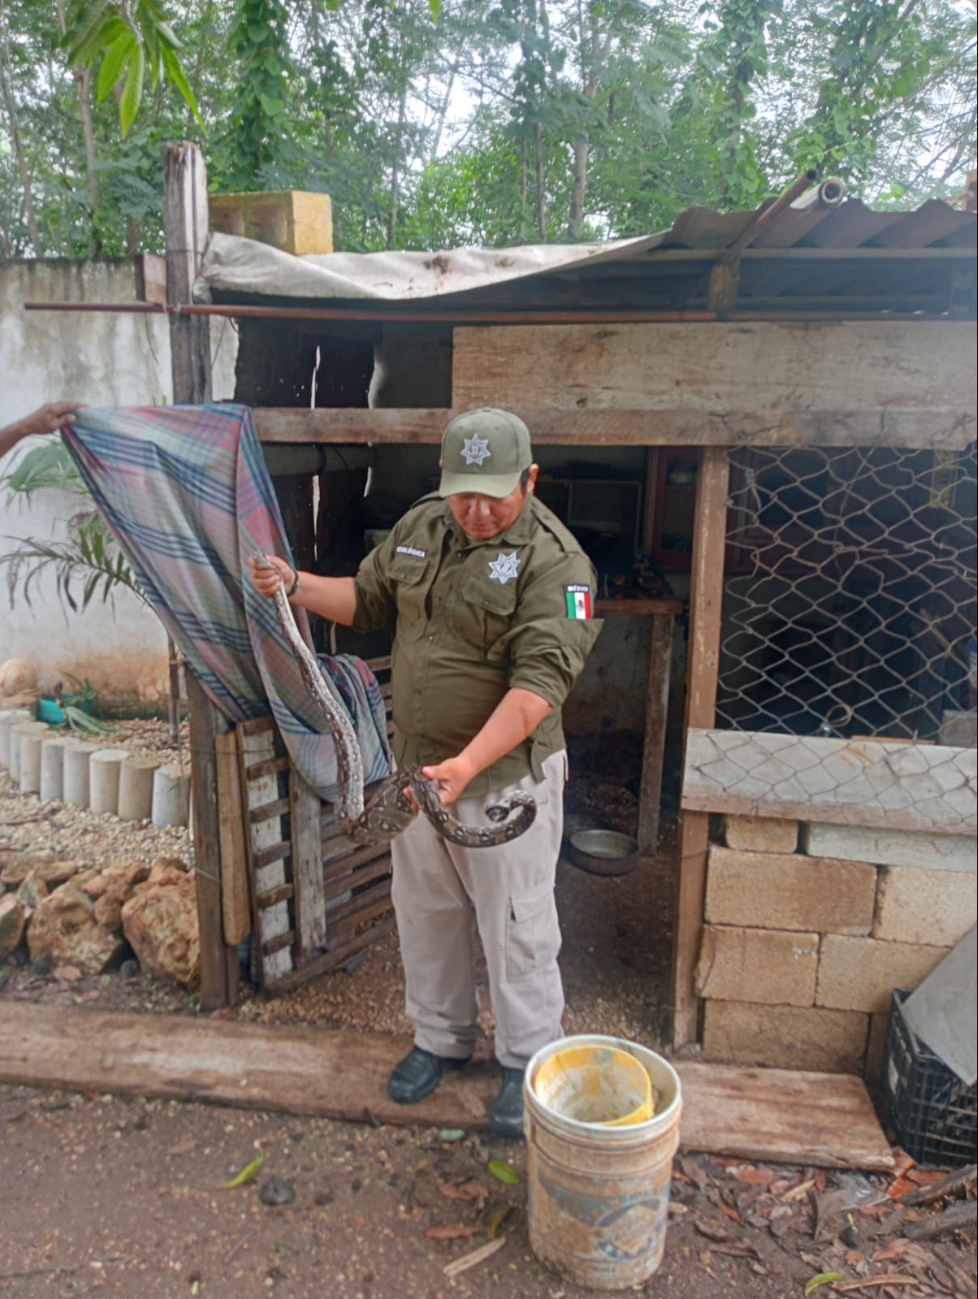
[{"xmin": 695, "ymin": 441, "xmax": 978, "ymax": 834}]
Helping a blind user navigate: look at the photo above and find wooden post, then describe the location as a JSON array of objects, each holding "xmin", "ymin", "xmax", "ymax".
[
  {"xmin": 670, "ymin": 445, "xmax": 730, "ymax": 1050},
  {"xmin": 164, "ymin": 142, "xmax": 211, "ymax": 405},
  {"xmin": 164, "ymin": 142, "xmax": 235, "ymax": 1008},
  {"xmin": 636, "ymin": 613, "xmax": 673, "ymax": 855}
]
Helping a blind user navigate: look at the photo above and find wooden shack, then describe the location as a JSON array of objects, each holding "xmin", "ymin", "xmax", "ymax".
[{"xmin": 50, "ymin": 145, "xmax": 976, "ymax": 1079}]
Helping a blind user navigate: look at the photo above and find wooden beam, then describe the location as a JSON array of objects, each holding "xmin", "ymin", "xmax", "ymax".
[
  {"xmin": 452, "ymin": 322, "xmax": 977, "ymax": 416},
  {"xmin": 0, "ymin": 1004, "xmax": 895, "ymax": 1170},
  {"xmin": 682, "ymin": 729, "xmax": 978, "ymax": 836},
  {"xmin": 289, "ymin": 764, "xmax": 326, "ymax": 957},
  {"xmin": 215, "ymin": 731, "xmax": 251, "ymax": 947},
  {"xmin": 636, "ymin": 613, "xmax": 674, "ymax": 854},
  {"xmin": 671, "ymin": 447, "xmax": 730, "ymax": 1051},
  {"xmin": 186, "ymin": 677, "xmax": 237, "ymax": 1009},
  {"xmin": 163, "ymin": 143, "xmax": 211, "ymax": 405},
  {"xmin": 165, "ymin": 141, "xmax": 231, "ymax": 1010},
  {"xmin": 251, "ymin": 406, "xmax": 976, "ymax": 450}
]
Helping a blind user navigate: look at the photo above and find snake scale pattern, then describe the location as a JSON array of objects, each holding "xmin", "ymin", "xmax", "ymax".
[{"xmin": 252, "ymin": 553, "xmax": 536, "ymax": 847}]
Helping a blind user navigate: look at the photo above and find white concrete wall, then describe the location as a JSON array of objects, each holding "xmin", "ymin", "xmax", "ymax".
[{"xmin": 0, "ymin": 258, "xmax": 237, "ymax": 702}]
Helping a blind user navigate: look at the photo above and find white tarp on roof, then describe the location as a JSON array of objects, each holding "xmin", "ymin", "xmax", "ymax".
[{"xmin": 195, "ymin": 231, "xmax": 661, "ymax": 303}]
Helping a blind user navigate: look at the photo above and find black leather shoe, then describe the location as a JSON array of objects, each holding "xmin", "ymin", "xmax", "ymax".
[
  {"xmin": 490, "ymin": 1066, "xmax": 526, "ymax": 1140},
  {"xmin": 387, "ymin": 1047, "xmax": 470, "ymax": 1104}
]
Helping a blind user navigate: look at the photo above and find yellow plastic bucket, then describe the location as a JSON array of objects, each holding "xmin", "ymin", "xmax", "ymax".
[
  {"xmin": 533, "ymin": 1044, "xmax": 654, "ymax": 1127},
  {"xmin": 525, "ymin": 1035, "xmax": 682, "ymax": 1291}
]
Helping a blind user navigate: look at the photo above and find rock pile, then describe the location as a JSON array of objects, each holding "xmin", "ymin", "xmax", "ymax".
[{"xmin": 0, "ymin": 849, "xmax": 200, "ymax": 987}]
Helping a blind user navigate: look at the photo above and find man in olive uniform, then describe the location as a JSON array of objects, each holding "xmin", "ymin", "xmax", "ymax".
[{"xmin": 251, "ymin": 409, "xmax": 601, "ymax": 1137}]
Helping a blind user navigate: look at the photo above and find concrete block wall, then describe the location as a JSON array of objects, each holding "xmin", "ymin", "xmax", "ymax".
[{"xmin": 697, "ymin": 816, "xmax": 977, "ymax": 1077}]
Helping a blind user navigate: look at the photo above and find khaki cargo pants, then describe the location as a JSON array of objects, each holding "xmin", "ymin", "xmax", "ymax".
[{"xmin": 390, "ymin": 750, "xmax": 566, "ymax": 1069}]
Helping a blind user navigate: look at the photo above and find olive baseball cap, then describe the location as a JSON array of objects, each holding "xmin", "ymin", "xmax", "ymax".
[{"xmin": 438, "ymin": 408, "xmax": 533, "ymax": 499}]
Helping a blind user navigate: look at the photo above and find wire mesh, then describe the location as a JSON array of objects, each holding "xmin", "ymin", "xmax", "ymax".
[{"xmin": 700, "ymin": 441, "xmax": 978, "ymax": 833}]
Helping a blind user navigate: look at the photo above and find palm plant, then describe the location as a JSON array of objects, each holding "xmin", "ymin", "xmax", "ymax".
[{"xmin": 1, "ymin": 438, "xmax": 184, "ymax": 740}]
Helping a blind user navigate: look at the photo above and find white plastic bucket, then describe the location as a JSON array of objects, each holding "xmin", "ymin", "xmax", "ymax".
[{"xmin": 524, "ymin": 1034, "xmax": 682, "ymax": 1291}]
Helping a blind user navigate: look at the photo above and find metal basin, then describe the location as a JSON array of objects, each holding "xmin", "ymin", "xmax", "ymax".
[
  {"xmin": 562, "ymin": 812, "xmax": 611, "ymax": 843},
  {"xmin": 567, "ymin": 829, "xmax": 641, "ymax": 877}
]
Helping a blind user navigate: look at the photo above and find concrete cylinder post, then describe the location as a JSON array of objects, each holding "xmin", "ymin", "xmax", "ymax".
[
  {"xmin": 18, "ymin": 725, "xmax": 48, "ymax": 794},
  {"xmin": 0, "ymin": 709, "xmax": 33, "ymax": 769},
  {"xmin": 39, "ymin": 736, "xmax": 72, "ymax": 802},
  {"xmin": 151, "ymin": 762, "xmax": 191, "ymax": 828},
  {"xmin": 89, "ymin": 748, "xmax": 131, "ymax": 816},
  {"xmin": 62, "ymin": 741, "xmax": 98, "ymax": 807},
  {"xmin": 118, "ymin": 755, "xmax": 161, "ymax": 821},
  {"xmin": 10, "ymin": 721, "xmax": 45, "ymax": 785}
]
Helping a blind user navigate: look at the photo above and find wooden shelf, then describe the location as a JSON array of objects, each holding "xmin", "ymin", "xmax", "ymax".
[{"xmin": 595, "ymin": 597, "xmax": 682, "ymax": 617}]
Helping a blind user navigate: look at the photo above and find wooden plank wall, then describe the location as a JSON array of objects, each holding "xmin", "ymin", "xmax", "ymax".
[
  {"xmin": 451, "ymin": 321, "xmax": 978, "ymax": 415},
  {"xmin": 224, "ymin": 658, "xmax": 396, "ymax": 996}
]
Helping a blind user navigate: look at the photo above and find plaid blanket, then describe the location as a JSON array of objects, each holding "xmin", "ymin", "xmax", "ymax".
[{"xmin": 62, "ymin": 403, "xmax": 391, "ymax": 803}]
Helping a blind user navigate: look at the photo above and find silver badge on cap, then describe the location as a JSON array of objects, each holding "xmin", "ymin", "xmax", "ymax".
[{"xmin": 460, "ymin": 434, "xmax": 492, "ymax": 466}]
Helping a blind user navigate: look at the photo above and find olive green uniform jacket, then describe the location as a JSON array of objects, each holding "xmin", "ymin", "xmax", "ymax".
[{"xmin": 353, "ymin": 494, "xmax": 602, "ymax": 797}]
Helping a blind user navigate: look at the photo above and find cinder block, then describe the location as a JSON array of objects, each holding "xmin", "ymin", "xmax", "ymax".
[
  {"xmin": 817, "ymin": 934, "xmax": 948, "ymax": 1013},
  {"xmin": 706, "ymin": 846, "xmax": 876, "ymax": 935},
  {"xmin": 703, "ymin": 1000, "xmax": 869, "ymax": 1074},
  {"xmin": 724, "ymin": 815, "xmax": 799, "ymax": 854},
  {"xmin": 805, "ymin": 823, "xmax": 976, "ymax": 874},
  {"xmin": 209, "ymin": 190, "xmax": 333, "ymax": 255},
  {"xmin": 873, "ymin": 866, "xmax": 976, "ymax": 947},
  {"xmin": 695, "ymin": 925, "xmax": 818, "ymax": 1006}
]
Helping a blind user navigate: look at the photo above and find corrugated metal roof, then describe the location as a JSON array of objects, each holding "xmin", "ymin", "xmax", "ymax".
[
  {"xmin": 201, "ymin": 196, "xmax": 976, "ymax": 318},
  {"xmin": 649, "ymin": 197, "xmax": 975, "ymax": 252}
]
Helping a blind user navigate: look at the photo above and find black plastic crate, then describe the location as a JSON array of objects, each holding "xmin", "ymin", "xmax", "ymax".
[{"xmin": 880, "ymin": 989, "xmax": 977, "ymax": 1168}]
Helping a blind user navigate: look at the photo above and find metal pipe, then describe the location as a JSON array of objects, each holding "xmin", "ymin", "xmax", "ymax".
[
  {"xmin": 791, "ymin": 176, "xmax": 847, "ymax": 210},
  {"xmin": 23, "ymin": 301, "xmax": 718, "ymax": 324},
  {"xmin": 720, "ymin": 169, "xmax": 820, "ymax": 263}
]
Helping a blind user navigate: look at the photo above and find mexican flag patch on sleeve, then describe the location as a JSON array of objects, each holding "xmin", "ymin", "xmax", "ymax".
[{"xmin": 565, "ymin": 584, "xmax": 593, "ymax": 620}]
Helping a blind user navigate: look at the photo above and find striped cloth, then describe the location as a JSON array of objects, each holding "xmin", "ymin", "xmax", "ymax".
[{"xmin": 62, "ymin": 403, "xmax": 391, "ymax": 803}]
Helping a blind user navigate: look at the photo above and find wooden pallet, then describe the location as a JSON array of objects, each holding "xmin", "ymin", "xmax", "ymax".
[{"xmin": 220, "ymin": 657, "xmax": 395, "ymax": 993}]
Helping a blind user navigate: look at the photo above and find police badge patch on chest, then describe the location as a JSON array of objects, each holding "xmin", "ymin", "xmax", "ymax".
[{"xmin": 488, "ymin": 551, "xmax": 520, "ymax": 585}]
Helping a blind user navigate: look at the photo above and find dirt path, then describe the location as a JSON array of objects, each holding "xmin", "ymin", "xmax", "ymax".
[{"xmin": 3, "ymin": 1081, "xmax": 975, "ymax": 1299}]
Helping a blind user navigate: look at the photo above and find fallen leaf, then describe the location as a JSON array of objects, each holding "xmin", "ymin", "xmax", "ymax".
[
  {"xmin": 783, "ymin": 1178, "xmax": 817, "ymax": 1203},
  {"xmin": 844, "ymin": 1249, "xmax": 865, "ymax": 1268},
  {"xmin": 443, "ymin": 1236, "xmax": 506, "ymax": 1278},
  {"xmin": 426, "ymin": 1225, "xmax": 480, "ymax": 1240},
  {"xmin": 221, "ymin": 1155, "xmax": 264, "ymax": 1189},
  {"xmin": 731, "ymin": 1165, "xmax": 777, "ymax": 1187},
  {"xmin": 488, "ymin": 1160, "xmax": 520, "ymax": 1186},
  {"xmin": 833, "ymin": 1276, "xmax": 919, "ymax": 1292},
  {"xmin": 804, "ymin": 1272, "xmax": 844, "ymax": 1296},
  {"xmin": 168, "ymin": 1137, "xmax": 197, "ymax": 1157},
  {"xmin": 769, "ymin": 1178, "xmax": 793, "ymax": 1196},
  {"xmin": 437, "ymin": 1180, "xmax": 488, "ymax": 1203},
  {"xmin": 53, "ymin": 965, "xmax": 82, "ymax": 982},
  {"xmin": 719, "ymin": 1203, "xmax": 741, "ymax": 1223},
  {"xmin": 872, "ymin": 1237, "xmax": 912, "ymax": 1264},
  {"xmin": 488, "ymin": 1205, "xmax": 515, "ymax": 1239},
  {"xmin": 890, "ymin": 1148, "xmax": 915, "ymax": 1173},
  {"xmin": 693, "ymin": 1221, "xmax": 733, "ymax": 1243},
  {"xmin": 80, "ymin": 989, "xmax": 101, "ymax": 1002},
  {"xmin": 886, "ymin": 1176, "xmax": 916, "ymax": 1200},
  {"xmin": 905, "ymin": 1168, "xmax": 948, "ymax": 1188},
  {"xmin": 352, "ymin": 1214, "xmax": 367, "ymax": 1227}
]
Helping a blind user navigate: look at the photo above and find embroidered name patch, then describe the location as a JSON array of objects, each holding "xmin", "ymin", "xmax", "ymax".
[
  {"xmin": 395, "ymin": 545, "xmax": 427, "ymax": 559},
  {"xmin": 565, "ymin": 584, "xmax": 592, "ymax": 620}
]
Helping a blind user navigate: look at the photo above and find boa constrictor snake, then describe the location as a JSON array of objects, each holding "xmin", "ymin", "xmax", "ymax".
[{"xmin": 252, "ymin": 553, "xmax": 536, "ymax": 848}]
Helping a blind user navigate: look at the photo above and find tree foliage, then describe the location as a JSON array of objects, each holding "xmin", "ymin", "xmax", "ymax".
[{"xmin": 0, "ymin": 0, "xmax": 974, "ymax": 259}]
